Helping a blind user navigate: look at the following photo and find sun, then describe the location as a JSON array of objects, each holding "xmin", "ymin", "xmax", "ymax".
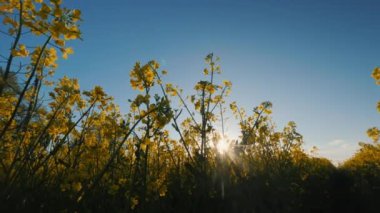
[{"xmin": 217, "ymin": 138, "xmax": 229, "ymax": 154}]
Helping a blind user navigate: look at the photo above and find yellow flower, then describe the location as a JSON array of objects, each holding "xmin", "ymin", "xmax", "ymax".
[
  {"xmin": 38, "ymin": 3, "xmax": 51, "ymax": 19},
  {"xmin": 61, "ymin": 47, "xmax": 74, "ymax": 59},
  {"xmin": 50, "ymin": 22, "xmax": 65, "ymax": 39},
  {"xmin": 54, "ymin": 39, "xmax": 65, "ymax": 47},
  {"xmin": 11, "ymin": 44, "xmax": 29, "ymax": 57},
  {"xmin": 195, "ymin": 101, "xmax": 201, "ymax": 110},
  {"xmin": 165, "ymin": 84, "xmax": 177, "ymax": 96},
  {"xmin": 71, "ymin": 9, "xmax": 81, "ymax": 22},
  {"xmin": 140, "ymin": 143, "xmax": 147, "ymax": 152},
  {"xmin": 0, "ymin": 5, "xmax": 14, "ymax": 13},
  {"xmin": 44, "ymin": 48, "xmax": 58, "ymax": 67},
  {"xmin": 130, "ymin": 197, "xmax": 139, "ymax": 209},
  {"xmin": 206, "ymin": 84, "xmax": 215, "ymax": 94},
  {"xmin": 372, "ymin": 67, "xmax": 380, "ymax": 85},
  {"xmin": 223, "ymin": 80, "xmax": 232, "ymax": 87},
  {"xmin": 3, "ymin": 16, "xmax": 18, "ymax": 28},
  {"xmin": 72, "ymin": 182, "xmax": 82, "ymax": 192},
  {"xmin": 159, "ymin": 187, "xmax": 167, "ymax": 197},
  {"xmin": 151, "ymin": 60, "xmax": 160, "ymax": 69},
  {"xmin": 64, "ymin": 26, "xmax": 81, "ymax": 40},
  {"xmin": 145, "ymin": 69, "xmax": 155, "ymax": 83},
  {"xmin": 53, "ymin": 6, "xmax": 62, "ymax": 17},
  {"xmin": 130, "ymin": 80, "xmax": 140, "ymax": 90},
  {"xmin": 118, "ymin": 178, "xmax": 127, "ymax": 185},
  {"xmin": 194, "ymin": 83, "xmax": 203, "ymax": 91},
  {"xmin": 367, "ymin": 127, "xmax": 380, "ymax": 142}
]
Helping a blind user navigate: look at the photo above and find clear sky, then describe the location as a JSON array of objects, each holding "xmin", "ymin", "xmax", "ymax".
[{"xmin": 57, "ymin": 0, "xmax": 380, "ymax": 163}]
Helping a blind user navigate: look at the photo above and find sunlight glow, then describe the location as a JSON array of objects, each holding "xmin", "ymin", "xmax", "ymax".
[{"xmin": 217, "ymin": 139, "xmax": 229, "ymax": 154}]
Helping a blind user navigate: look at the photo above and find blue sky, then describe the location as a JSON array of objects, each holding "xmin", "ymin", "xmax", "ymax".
[{"xmin": 56, "ymin": 0, "xmax": 380, "ymax": 162}]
